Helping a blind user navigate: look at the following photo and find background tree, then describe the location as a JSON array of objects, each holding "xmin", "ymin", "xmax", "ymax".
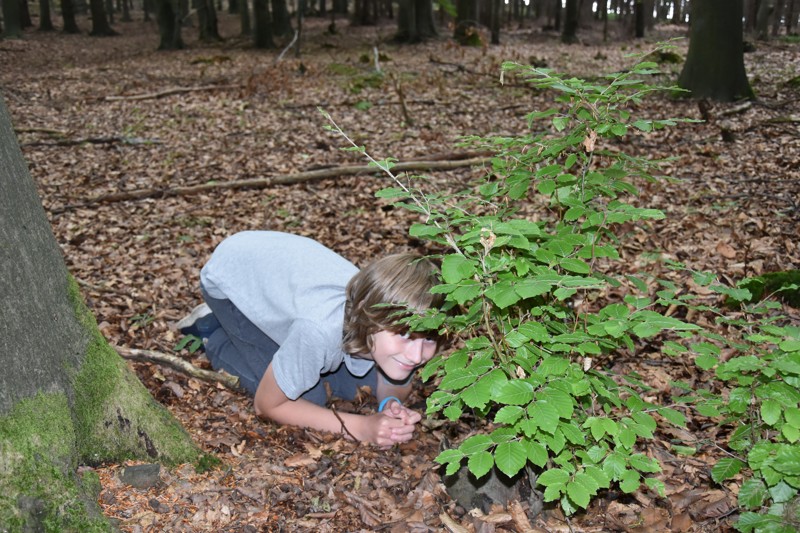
[
  {"xmin": 678, "ymin": 0, "xmax": 755, "ymax": 101},
  {"xmin": 271, "ymin": 0, "xmax": 292, "ymax": 38},
  {"xmin": 395, "ymin": 0, "xmax": 437, "ymax": 43},
  {"xmin": 253, "ymin": 0, "xmax": 275, "ymax": 48},
  {"xmin": 89, "ymin": 0, "xmax": 117, "ymax": 35},
  {"xmin": 0, "ymin": 95, "xmax": 201, "ymax": 530},
  {"xmin": 62, "ymin": 0, "xmax": 81, "ymax": 33},
  {"xmin": 1, "ymin": 0, "xmax": 23, "ymax": 38},
  {"xmin": 197, "ymin": 0, "xmax": 222, "ymax": 41},
  {"xmin": 453, "ymin": 0, "xmax": 478, "ymax": 45},
  {"xmin": 561, "ymin": 0, "xmax": 579, "ymax": 42},
  {"xmin": 156, "ymin": 0, "xmax": 184, "ymax": 48},
  {"xmin": 38, "ymin": 0, "xmax": 56, "ymax": 31}
]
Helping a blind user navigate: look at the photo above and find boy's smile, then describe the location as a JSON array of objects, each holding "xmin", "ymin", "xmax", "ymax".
[{"xmin": 370, "ymin": 330, "xmax": 437, "ymax": 380}]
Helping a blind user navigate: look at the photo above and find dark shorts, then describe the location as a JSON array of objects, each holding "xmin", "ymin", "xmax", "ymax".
[{"xmin": 201, "ymin": 287, "xmax": 377, "ymax": 406}]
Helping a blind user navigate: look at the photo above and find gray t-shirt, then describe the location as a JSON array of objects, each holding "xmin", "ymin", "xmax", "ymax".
[{"xmin": 200, "ymin": 231, "xmax": 374, "ymax": 399}]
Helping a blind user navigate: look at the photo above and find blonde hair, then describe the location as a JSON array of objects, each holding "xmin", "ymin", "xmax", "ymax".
[{"xmin": 342, "ymin": 253, "xmax": 442, "ymax": 356}]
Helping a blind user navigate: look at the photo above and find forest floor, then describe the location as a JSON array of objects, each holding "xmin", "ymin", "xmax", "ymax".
[{"xmin": 2, "ymin": 12, "xmax": 799, "ymax": 533}]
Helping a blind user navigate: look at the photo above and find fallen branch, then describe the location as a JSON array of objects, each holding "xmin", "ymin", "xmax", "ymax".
[
  {"xmin": 116, "ymin": 345, "xmax": 241, "ymax": 391},
  {"xmin": 104, "ymin": 84, "xmax": 241, "ymax": 102},
  {"xmin": 14, "ymin": 126, "xmax": 69, "ymax": 136},
  {"xmin": 50, "ymin": 156, "xmax": 491, "ymax": 213},
  {"xmin": 22, "ymin": 135, "xmax": 161, "ymax": 148}
]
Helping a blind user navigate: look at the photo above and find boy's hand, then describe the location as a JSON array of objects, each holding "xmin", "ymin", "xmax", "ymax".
[{"xmin": 357, "ymin": 408, "xmax": 421, "ymax": 447}]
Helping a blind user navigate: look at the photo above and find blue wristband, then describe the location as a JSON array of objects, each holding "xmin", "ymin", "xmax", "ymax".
[{"xmin": 378, "ymin": 396, "xmax": 402, "ymax": 412}]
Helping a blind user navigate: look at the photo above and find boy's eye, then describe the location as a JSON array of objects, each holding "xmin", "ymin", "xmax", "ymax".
[{"xmin": 398, "ymin": 332, "xmax": 411, "ymax": 340}]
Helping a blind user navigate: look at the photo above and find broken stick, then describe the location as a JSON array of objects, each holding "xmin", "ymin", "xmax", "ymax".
[{"xmin": 116, "ymin": 345, "xmax": 241, "ymax": 391}]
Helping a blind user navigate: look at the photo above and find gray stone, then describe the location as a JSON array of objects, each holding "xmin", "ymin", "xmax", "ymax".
[{"xmin": 120, "ymin": 464, "xmax": 161, "ymax": 489}]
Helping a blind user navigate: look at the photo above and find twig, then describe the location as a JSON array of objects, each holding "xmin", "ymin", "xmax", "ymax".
[
  {"xmin": 49, "ymin": 156, "xmax": 490, "ymax": 214},
  {"xmin": 14, "ymin": 126, "xmax": 69, "ymax": 136},
  {"xmin": 104, "ymin": 84, "xmax": 241, "ymax": 102},
  {"xmin": 330, "ymin": 404, "xmax": 360, "ymax": 442},
  {"xmin": 276, "ymin": 30, "xmax": 299, "ymax": 62},
  {"xmin": 116, "ymin": 345, "xmax": 241, "ymax": 391}
]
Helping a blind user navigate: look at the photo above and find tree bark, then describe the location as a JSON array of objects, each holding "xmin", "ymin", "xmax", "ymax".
[
  {"xmin": 0, "ymin": 95, "xmax": 200, "ymax": 529},
  {"xmin": 1, "ymin": 0, "xmax": 23, "ymax": 38},
  {"xmin": 678, "ymin": 0, "xmax": 754, "ymax": 102},
  {"xmin": 396, "ymin": 0, "xmax": 437, "ymax": 42},
  {"xmin": 39, "ymin": 0, "xmax": 56, "ymax": 31},
  {"xmin": 253, "ymin": 0, "xmax": 275, "ymax": 48},
  {"xmin": 89, "ymin": 0, "xmax": 117, "ymax": 35},
  {"xmin": 61, "ymin": 0, "xmax": 81, "ymax": 32},
  {"xmin": 156, "ymin": 0, "xmax": 184, "ymax": 49},
  {"xmin": 454, "ymin": 0, "xmax": 479, "ymax": 44},
  {"xmin": 271, "ymin": 0, "xmax": 292, "ymax": 37},
  {"xmin": 198, "ymin": 0, "xmax": 222, "ymax": 41},
  {"xmin": 561, "ymin": 0, "xmax": 579, "ymax": 42}
]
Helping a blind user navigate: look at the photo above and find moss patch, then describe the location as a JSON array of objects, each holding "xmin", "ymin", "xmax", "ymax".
[
  {"xmin": 67, "ymin": 276, "xmax": 200, "ymax": 466},
  {"xmin": 0, "ymin": 393, "xmax": 109, "ymax": 532}
]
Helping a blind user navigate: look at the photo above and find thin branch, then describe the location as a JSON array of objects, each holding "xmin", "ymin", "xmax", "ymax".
[
  {"xmin": 49, "ymin": 156, "xmax": 490, "ymax": 214},
  {"xmin": 104, "ymin": 84, "xmax": 241, "ymax": 102},
  {"xmin": 116, "ymin": 345, "xmax": 241, "ymax": 391}
]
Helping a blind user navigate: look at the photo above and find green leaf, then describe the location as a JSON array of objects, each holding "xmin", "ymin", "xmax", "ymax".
[
  {"xmin": 459, "ymin": 434, "xmax": 494, "ymax": 455},
  {"xmin": 495, "ymin": 441, "xmax": 528, "ymax": 478},
  {"xmin": 526, "ymin": 440, "xmax": 549, "ymax": 467},
  {"xmin": 658, "ymin": 407, "xmax": 687, "ymax": 427},
  {"xmin": 496, "ymin": 380, "xmax": 535, "ymax": 405},
  {"xmin": 441, "ymin": 254, "xmax": 475, "ymax": 284},
  {"xmin": 774, "ymin": 446, "xmax": 800, "ymax": 476},
  {"xmin": 495, "ymin": 405, "xmax": 524, "ymax": 425},
  {"xmin": 538, "ymin": 468, "xmax": 570, "ymax": 487},
  {"xmin": 711, "ymin": 457, "xmax": 745, "ymax": 483},
  {"xmin": 761, "ymin": 399, "xmax": 782, "ymax": 426},
  {"xmin": 485, "ymin": 281, "xmax": 522, "ymax": 309},
  {"xmin": 409, "ymin": 223, "xmax": 444, "ymax": 238},
  {"xmin": 529, "ymin": 400, "xmax": 561, "ymax": 435},
  {"xmin": 435, "ymin": 448, "xmax": 465, "ymax": 465},
  {"xmin": 538, "ymin": 179, "xmax": 557, "ymax": 195},
  {"xmin": 468, "ymin": 451, "xmax": 495, "ymax": 479},
  {"xmin": 559, "ymin": 258, "xmax": 591, "ymax": 274},
  {"xmin": 738, "ymin": 479, "xmax": 767, "ymax": 510},
  {"xmin": 619, "ymin": 469, "xmax": 640, "ymax": 493},
  {"xmin": 566, "ymin": 480, "xmax": 591, "ymax": 508}
]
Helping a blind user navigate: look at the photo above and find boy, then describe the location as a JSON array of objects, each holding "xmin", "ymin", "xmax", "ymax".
[{"xmin": 178, "ymin": 231, "xmax": 442, "ymax": 447}]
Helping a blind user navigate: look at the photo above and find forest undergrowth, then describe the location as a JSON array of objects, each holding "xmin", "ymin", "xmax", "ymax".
[{"xmin": 1, "ymin": 12, "xmax": 799, "ymax": 532}]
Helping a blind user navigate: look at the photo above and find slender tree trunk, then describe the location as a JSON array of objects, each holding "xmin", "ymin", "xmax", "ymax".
[
  {"xmin": 156, "ymin": 0, "xmax": 184, "ymax": 48},
  {"xmin": 271, "ymin": 0, "xmax": 292, "ymax": 37},
  {"xmin": 39, "ymin": 0, "xmax": 56, "ymax": 30},
  {"xmin": 198, "ymin": 0, "xmax": 222, "ymax": 40},
  {"xmin": 252, "ymin": 0, "xmax": 275, "ymax": 48},
  {"xmin": 756, "ymin": 0, "xmax": 775, "ymax": 39},
  {"xmin": 562, "ymin": 0, "xmax": 579, "ymax": 42},
  {"xmin": 634, "ymin": 0, "xmax": 645, "ymax": 37},
  {"xmin": 396, "ymin": 0, "xmax": 436, "ymax": 42},
  {"xmin": 678, "ymin": 0, "xmax": 754, "ymax": 101},
  {"xmin": 61, "ymin": 0, "xmax": 81, "ymax": 32},
  {"xmin": 454, "ymin": 0, "xmax": 478, "ymax": 44},
  {"xmin": 1, "ymin": 0, "xmax": 23, "ymax": 37},
  {"xmin": 0, "ymin": 95, "xmax": 201, "ymax": 532},
  {"xmin": 240, "ymin": 0, "xmax": 252, "ymax": 34},
  {"xmin": 490, "ymin": 0, "xmax": 500, "ymax": 43},
  {"xmin": 90, "ymin": 0, "xmax": 117, "ymax": 34}
]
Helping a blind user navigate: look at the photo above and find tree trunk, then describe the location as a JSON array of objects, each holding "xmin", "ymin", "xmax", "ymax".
[
  {"xmin": 562, "ymin": 0, "xmax": 579, "ymax": 42},
  {"xmin": 156, "ymin": 0, "xmax": 184, "ymax": 48},
  {"xmin": 39, "ymin": 0, "xmax": 56, "ymax": 30},
  {"xmin": 678, "ymin": 0, "xmax": 754, "ymax": 101},
  {"xmin": 198, "ymin": 0, "xmax": 222, "ymax": 40},
  {"xmin": 0, "ymin": 96, "xmax": 201, "ymax": 531},
  {"xmin": 396, "ymin": 0, "xmax": 436, "ymax": 42},
  {"xmin": 634, "ymin": 0, "xmax": 645, "ymax": 37},
  {"xmin": 271, "ymin": 0, "xmax": 292, "ymax": 38},
  {"xmin": 253, "ymin": 0, "xmax": 275, "ymax": 48},
  {"xmin": 1, "ymin": 0, "xmax": 23, "ymax": 38},
  {"xmin": 239, "ymin": 0, "xmax": 252, "ymax": 34},
  {"xmin": 89, "ymin": 0, "xmax": 117, "ymax": 34},
  {"xmin": 62, "ymin": 0, "xmax": 81, "ymax": 32},
  {"xmin": 755, "ymin": 0, "xmax": 775, "ymax": 39},
  {"xmin": 454, "ymin": 0, "xmax": 479, "ymax": 44}
]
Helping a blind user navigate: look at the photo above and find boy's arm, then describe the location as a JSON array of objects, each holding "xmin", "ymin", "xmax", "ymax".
[{"xmin": 254, "ymin": 364, "xmax": 415, "ymax": 446}]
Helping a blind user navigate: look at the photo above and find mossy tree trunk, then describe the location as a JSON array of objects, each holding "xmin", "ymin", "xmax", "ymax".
[
  {"xmin": 0, "ymin": 95, "xmax": 202, "ymax": 531},
  {"xmin": 678, "ymin": 0, "xmax": 754, "ymax": 102}
]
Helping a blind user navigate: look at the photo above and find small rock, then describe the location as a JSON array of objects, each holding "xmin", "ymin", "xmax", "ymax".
[
  {"xmin": 120, "ymin": 463, "xmax": 161, "ymax": 489},
  {"xmin": 149, "ymin": 498, "xmax": 171, "ymax": 514}
]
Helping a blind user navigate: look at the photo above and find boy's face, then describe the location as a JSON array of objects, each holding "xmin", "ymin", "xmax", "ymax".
[{"xmin": 369, "ymin": 330, "xmax": 437, "ymax": 381}]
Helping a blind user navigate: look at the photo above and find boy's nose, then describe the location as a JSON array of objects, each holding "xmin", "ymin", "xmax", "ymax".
[{"xmin": 405, "ymin": 339, "xmax": 424, "ymax": 364}]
